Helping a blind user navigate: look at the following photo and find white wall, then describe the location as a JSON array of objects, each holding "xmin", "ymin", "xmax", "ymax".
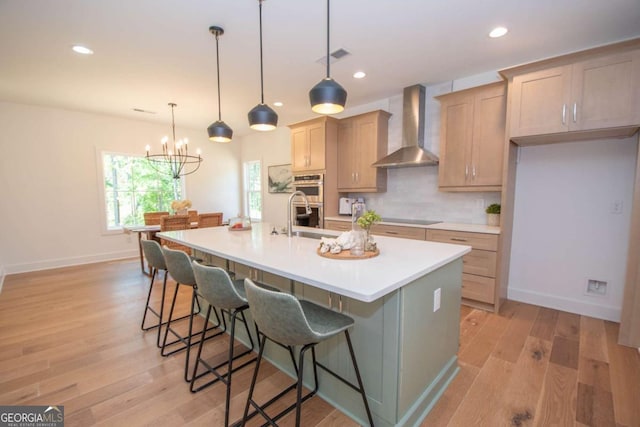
[
  {"xmin": 238, "ymin": 127, "xmax": 292, "ymax": 228},
  {"xmin": 0, "ymin": 101, "xmax": 240, "ymax": 274},
  {"xmin": 508, "ymin": 137, "xmax": 638, "ymax": 321},
  {"xmin": 348, "ymin": 79, "xmax": 501, "ymax": 223}
]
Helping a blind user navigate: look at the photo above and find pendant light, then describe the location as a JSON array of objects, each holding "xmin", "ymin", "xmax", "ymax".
[
  {"xmin": 248, "ymin": 0, "xmax": 278, "ymax": 131},
  {"xmin": 309, "ymin": 0, "xmax": 347, "ymax": 114},
  {"xmin": 207, "ymin": 26, "xmax": 233, "ymax": 143}
]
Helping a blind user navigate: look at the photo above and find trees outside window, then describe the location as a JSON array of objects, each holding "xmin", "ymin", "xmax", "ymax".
[
  {"xmin": 102, "ymin": 153, "xmax": 181, "ymax": 229},
  {"xmin": 244, "ymin": 160, "xmax": 262, "ymax": 221}
]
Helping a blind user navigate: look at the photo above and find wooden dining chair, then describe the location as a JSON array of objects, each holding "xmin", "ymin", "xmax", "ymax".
[
  {"xmin": 198, "ymin": 212, "xmax": 223, "ymax": 228},
  {"xmin": 160, "ymin": 214, "xmax": 192, "ymax": 254},
  {"xmin": 143, "ymin": 211, "xmax": 169, "ymax": 243},
  {"xmin": 188, "ymin": 210, "xmax": 199, "ymax": 224}
]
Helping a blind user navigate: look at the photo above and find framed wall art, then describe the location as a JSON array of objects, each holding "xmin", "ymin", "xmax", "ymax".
[{"xmin": 268, "ymin": 163, "xmax": 293, "ymax": 193}]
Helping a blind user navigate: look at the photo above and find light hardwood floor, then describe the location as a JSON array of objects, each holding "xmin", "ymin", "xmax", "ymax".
[{"xmin": 0, "ymin": 259, "xmax": 639, "ymax": 426}]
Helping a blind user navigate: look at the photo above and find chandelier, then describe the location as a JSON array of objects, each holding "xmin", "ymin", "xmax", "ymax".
[{"xmin": 145, "ymin": 103, "xmax": 203, "ymax": 179}]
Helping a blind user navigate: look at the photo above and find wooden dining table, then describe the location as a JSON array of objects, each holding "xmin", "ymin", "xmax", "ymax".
[{"xmin": 124, "ymin": 222, "xmax": 198, "ymax": 276}]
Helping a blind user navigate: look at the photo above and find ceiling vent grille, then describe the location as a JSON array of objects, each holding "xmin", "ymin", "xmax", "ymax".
[{"xmin": 316, "ymin": 48, "xmax": 351, "ymax": 65}]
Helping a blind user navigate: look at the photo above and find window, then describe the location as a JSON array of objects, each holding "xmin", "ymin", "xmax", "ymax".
[
  {"xmin": 243, "ymin": 160, "xmax": 262, "ymax": 220},
  {"xmin": 101, "ymin": 152, "xmax": 181, "ymax": 230}
]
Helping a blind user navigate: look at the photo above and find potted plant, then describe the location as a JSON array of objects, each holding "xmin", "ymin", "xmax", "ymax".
[
  {"xmin": 486, "ymin": 203, "xmax": 501, "ymax": 226},
  {"xmin": 356, "ymin": 210, "xmax": 382, "ymax": 251}
]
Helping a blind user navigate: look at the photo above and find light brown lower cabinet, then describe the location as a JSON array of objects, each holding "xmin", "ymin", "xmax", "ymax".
[
  {"xmin": 324, "ymin": 220, "xmax": 426, "ymax": 240},
  {"xmin": 426, "ymin": 229, "xmax": 499, "ymax": 311}
]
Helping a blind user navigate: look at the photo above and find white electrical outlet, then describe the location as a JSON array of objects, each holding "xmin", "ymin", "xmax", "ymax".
[
  {"xmin": 611, "ymin": 200, "xmax": 623, "ymax": 214},
  {"xmin": 433, "ymin": 288, "xmax": 441, "ymax": 312}
]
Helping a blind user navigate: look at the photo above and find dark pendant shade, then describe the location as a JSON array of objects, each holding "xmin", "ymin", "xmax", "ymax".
[
  {"xmin": 207, "ymin": 120, "xmax": 233, "ymax": 143},
  {"xmin": 309, "ymin": 77, "xmax": 347, "ymax": 114},
  {"xmin": 248, "ymin": 103, "xmax": 278, "ymax": 131}
]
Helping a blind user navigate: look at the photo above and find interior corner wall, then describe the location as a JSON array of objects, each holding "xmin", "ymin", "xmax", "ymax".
[
  {"xmin": 238, "ymin": 127, "xmax": 291, "ymax": 228},
  {"xmin": 0, "ymin": 101, "xmax": 241, "ymax": 274},
  {"xmin": 508, "ymin": 136, "xmax": 638, "ymax": 321}
]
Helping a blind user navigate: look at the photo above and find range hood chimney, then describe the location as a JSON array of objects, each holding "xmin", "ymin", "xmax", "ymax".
[{"xmin": 373, "ymin": 84, "xmax": 439, "ymax": 168}]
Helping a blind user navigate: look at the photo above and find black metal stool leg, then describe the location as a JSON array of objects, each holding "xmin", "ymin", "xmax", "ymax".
[
  {"xmin": 345, "ymin": 330, "xmax": 374, "ymax": 427},
  {"xmin": 140, "ymin": 267, "xmax": 157, "ymax": 331}
]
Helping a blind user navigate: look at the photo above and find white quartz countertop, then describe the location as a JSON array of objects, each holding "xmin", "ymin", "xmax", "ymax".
[
  {"xmin": 325, "ymin": 216, "xmax": 500, "ymax": 234},
  {"xmin": 158, "ymin": 222, "xmax": 470, "ymax": 303}
]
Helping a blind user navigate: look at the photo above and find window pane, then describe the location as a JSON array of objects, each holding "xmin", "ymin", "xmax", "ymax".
[
  {"xmin": 102, "ymin": 153, "xmax": 182, "ymax": 229},
  {"xmin": 243, "ymin": 161, "xmax": 262, "ymax": 220}
]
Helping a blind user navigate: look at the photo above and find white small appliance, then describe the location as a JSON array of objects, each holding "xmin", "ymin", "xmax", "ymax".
[{"xmin": 339, "ymin": 197, "xmax": 353, "ymax": 215}]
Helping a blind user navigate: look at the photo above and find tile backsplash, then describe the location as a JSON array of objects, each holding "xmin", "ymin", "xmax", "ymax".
[{"xmin": 349, "ymin": 81, "xmax": 501, "ymax": 224}]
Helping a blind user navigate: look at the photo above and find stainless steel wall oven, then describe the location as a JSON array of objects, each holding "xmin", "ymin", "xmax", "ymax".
[{"xmin": 292, "ymin": 173, "xmax": 324, "ymax": 228}]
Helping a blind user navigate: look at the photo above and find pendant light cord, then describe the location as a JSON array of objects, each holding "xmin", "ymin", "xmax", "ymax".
[
  {"xmin": 326, "ymin": 0, "xmax": 330, "ymax": 79},
  {"xmin": 170, "ymin": 103, "xmax": 176, "ymax": 145},
  {"xmin": 259, "ymin": 0, "xmax": 265, "ymax": 104},
  {"xmin": 215, "ymin": 32, "xmax": 222, "ymax": 121}
]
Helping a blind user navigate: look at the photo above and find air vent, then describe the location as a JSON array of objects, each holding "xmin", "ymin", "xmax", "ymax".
[
  {"xmin": 132, "ymin": 108, "xmax": 157, "ymax": 114},
  {"xmin": 316, "ymin": 48, "xmax": 351, "ymax": 65}
]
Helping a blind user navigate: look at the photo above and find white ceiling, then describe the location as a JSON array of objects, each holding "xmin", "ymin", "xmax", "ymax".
[{"xmin": 1, "ymin": 0, "xmax": 639, "ymax": 138}]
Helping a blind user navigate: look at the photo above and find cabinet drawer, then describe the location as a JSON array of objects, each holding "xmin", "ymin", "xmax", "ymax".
[
  {"xmin": 462, "ymin": 249, "xmax": 497, "ymax": 278},
  {"xmin": 426, "ymin": 229, "xmax": 498, "ymax": 251},
  {"xmin": 324, "ymin": 220, "xmax": 352, "ymax": 232},
  {"xmin": 371, "ymin": 224, "xmax": 426, "ymax": 240},
  {"xmin": 462, "ymin": 274, "xmax": 495, "ymax": 304}
]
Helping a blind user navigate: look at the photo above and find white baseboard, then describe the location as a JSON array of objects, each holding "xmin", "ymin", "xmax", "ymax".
[
  {"xmin": 0, "ymin": 266, "xmax": 5, "ymax": 293},
  {"xmin": 508, "ymin": 287, "xmax": 621, "ymax": 322},
  {"xmin": 3, "ymin": 250, "xmax": 139, "ymax": 275}
]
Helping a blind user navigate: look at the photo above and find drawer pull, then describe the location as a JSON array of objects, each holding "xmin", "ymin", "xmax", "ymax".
[
  {"xmin": 385, "ymin": 231, "xmax": 399, "ymax": 235},
  {"xmin": 450, "ymin": 237, "xmax": 467, "ymax": 242}
]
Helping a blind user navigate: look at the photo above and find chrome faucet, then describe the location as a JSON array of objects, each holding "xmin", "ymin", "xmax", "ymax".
[{"xmin": 287, "ymin": 190, "xmax": 312, "ymax": 237}]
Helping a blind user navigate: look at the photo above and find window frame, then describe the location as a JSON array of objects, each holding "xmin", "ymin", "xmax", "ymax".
[
  {"xmin": 243, "ymin": 160, "xmax": 262, "ymax": 222},
  {"xmin": 96, "ymin": 149, "xmax": 185, "ymax": 234}
]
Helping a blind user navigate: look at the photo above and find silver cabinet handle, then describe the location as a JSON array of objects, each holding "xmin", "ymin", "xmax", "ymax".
[
  {"xmin": 451, "ymin": 237, "xmax": 467, "ymax": 242},
  {"xmin": 573, "ymin": 102, "xmax": 577, "ymax": 123},
  {"xmin": 355, "ymin": 172, "xmax": 359, "ymax": 182},
  {"xmin": 385, "ymin": 231, "xmax": 399, "ymax": 235},
  {"xmin": 465, "ymin": 165, "xmax": 469, "ymax": 178},
  {"xmin": 472, "ymin": 166, "xmax": 476, "ymax": 179},
  {"xmin": 562, "ymin": 104, "xmax": 567, "ymax": 125}
]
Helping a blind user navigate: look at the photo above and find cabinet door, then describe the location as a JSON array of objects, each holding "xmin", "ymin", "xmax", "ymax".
[
  {"xmin": 337, "ymin": 120, "xmax": 356, "ymax": 189},
  {"xmin": 291, "ymin": 126, "xmax": 309, "ymax": 172},
  {"xmin": 438, "ymin": 96, "xmax": 474, "ymax": 187},
  {"xmin": 510, "ymin": 65, "xmax": 572, "ymax": 137},
  {"xmin": 572, "ymin": 51, "xmax": 640, "ymax": 130},
  {"xmin": 470, "ymin": 85, "xmax": 506, "ymax": 186},
  {"xmin": 307, "ymin": 121, "xmax": 326, "ymax": 171},
  {"xmin": 353, "ymin": 115, "xmax": 378, "ymax": 188}
]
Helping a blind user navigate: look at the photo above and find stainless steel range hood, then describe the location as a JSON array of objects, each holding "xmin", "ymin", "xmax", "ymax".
[{"xmin": 372, "ymin": 84, "xmax": 439, "ymax": 168}]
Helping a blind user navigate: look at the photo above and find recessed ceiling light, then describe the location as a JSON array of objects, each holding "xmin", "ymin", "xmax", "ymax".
[
  {"xmin": 72, "ymin": 45, "xmax": 94, "ymax": 55},
  {"xmin": 489, "ymin": 27, "xmax": 508, "ymax": 38},
  {"xmin": 353, "ymin": 71, "xmax": 366, "ymax": 79},
  {"xmin": 273, "ymin": 101, "xmax": 283, "ymax": 107}
]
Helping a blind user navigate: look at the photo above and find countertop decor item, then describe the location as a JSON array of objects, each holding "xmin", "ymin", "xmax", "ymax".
[
  {"xmin": 356, "ymin": 210, "xmax": 382, "ymax": 251},
  {"xmin": 171, "ymin": 199, "xmax": 192, "ymax": 215},
  {"xmin": 308, "ymin": 0, "xmax": 347, "ymax": 114},
  {"xmin": 207, "ymin": 26, "xmax": 233, "ymax": 143},
  {"xmin": 317, "ymin": 247, "xmax": 379, "ymax": 260},
  {"xmin": 247, "ymin": 0, "xmax": 278, "ymax": 131},
  {"xmin": 145, "ymin": 103, "xmax": 203, "ymax": 195},
  {"xmin": 486, "ymin": 203, "xmax": 501, "ymax": 226}
]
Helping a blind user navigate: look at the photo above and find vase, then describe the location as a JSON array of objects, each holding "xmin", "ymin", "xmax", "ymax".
[
  {"xmin": 486, "ymin": 213, "xmax": 500, "ymax": 227},
  {"xmin": 364, "ymin": 229, "xmax": 377, "ymax": 251}
]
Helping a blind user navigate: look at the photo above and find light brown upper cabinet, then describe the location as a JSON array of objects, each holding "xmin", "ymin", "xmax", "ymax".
[
  {"xmin": 436, "ymin": 82, "xmax": 506, "ymax": 192},
  {"xmin": 289, "ymin": 117, "xmax": 338, "ymax": 173},
  {"xmin": 509, "ymin": 50, "xmax": 640, "ymax": 140},
  {"xmin": 337, "ymin": 110, "xmax": 390, "ymax": 192}
]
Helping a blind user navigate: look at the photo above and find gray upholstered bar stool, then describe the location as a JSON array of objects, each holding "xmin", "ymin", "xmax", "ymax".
[
  {"xmin": 140, "ymin": 239, "xmax": 178, "ymax": 347},
  {"xmin": 240, "ymin": 279, "xmax": 374, "ymax": 427},
  {"xmin": 190, "ymin": 261, "xmax": 258, "ymax": 427},
  {"xmin": 161, "ymin": 246, "xmax": 224, "ymax": 382}
]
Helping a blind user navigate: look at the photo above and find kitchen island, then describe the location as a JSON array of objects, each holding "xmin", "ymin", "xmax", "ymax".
[{"xmin": 158, "ymin": 223, "xmax": 470, "ymax": 427}]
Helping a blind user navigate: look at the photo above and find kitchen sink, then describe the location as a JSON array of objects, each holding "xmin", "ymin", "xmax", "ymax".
[{"xmin": 290, "ymin": 230, "xmax": 336, "ymax": 240}]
